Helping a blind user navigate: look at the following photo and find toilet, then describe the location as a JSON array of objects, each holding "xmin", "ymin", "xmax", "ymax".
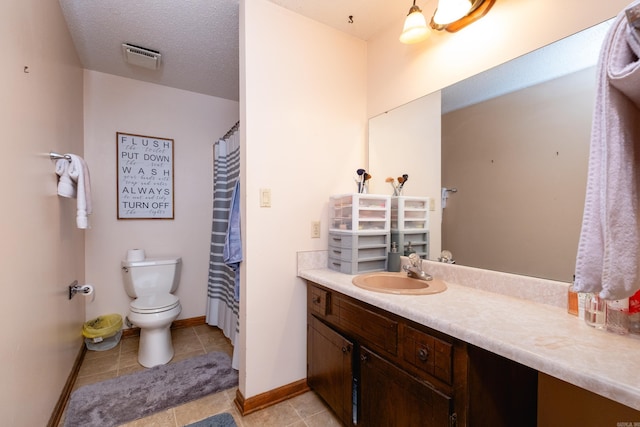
[{"xmin": 121, "ymin": 256, "xmax": 182, "ymax": 368}]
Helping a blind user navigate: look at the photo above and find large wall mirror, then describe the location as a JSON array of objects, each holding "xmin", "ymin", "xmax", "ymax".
[{"xmin": 368, "ymin": 19, "xmax": 612, "ymax": 282}]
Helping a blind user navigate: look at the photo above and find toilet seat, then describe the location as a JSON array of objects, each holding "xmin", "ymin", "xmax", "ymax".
[{"xmin": 130, "ymin": 294, "xmax": 180, "ymax": 314}]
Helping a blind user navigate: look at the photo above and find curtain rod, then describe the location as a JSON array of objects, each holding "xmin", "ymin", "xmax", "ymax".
[{"xmin": 219, "ymin": 121, "xmax": 240, "ymax": 141}]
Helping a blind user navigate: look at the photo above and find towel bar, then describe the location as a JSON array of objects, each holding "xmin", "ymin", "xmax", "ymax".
[{"xmin": 50, "ymin": 152, "xmax": 71, "ymax": 161}]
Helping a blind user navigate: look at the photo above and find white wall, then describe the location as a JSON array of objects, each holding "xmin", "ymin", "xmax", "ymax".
[
  {"xmin": 240, "ymin": 0, "xmax": 367, "ymax": 398},
  {"xmin": 0, "ymin": 1, "xmax": 85, "ymax": 425},
  {"xmin": 368, "ymin": 92, "xmax": 442, "ymax": 259},
  {"xmin": 236, "ymin": 0, "xmax": 631, "ymax": 401},
  {"xmin": 367, "ymin": 0, "xmax": 630, "ymax": 117},
  {"xmin": 83, "ymin": 71, "xmax": 238, "ymax": 322}
]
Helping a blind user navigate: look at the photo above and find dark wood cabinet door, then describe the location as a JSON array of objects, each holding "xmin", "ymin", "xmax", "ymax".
[
  {"xmin": 308, "ymin": 315, "xmax": 354, "ymax": 426},
  {"xmin": 359, "ymin": 346, "xmax": 452, "ymax": 427}
]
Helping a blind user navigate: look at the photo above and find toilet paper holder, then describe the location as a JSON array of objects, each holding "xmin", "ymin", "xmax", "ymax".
[{"xmin": 68, "ymin": 280, "xmax": 92, "ymax": 300}]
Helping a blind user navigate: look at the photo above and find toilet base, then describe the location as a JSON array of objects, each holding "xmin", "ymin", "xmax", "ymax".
[
  {"xmin": 138, "ymin": 326, "xmax": 174, "ymax": 368},
  {"xmin": 127, "ymin": 304, "xmax": 181, "ymax": 368}
]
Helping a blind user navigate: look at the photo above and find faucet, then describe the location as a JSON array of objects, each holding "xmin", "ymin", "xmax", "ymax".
[{"xmin": 403, "ymin": 253, "xmax": 433, "ymax": 281}]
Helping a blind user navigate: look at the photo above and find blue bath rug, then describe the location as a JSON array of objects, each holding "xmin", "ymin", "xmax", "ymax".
[{"xmin": 185, "ymin": 412, "xmax": 237, "ymax": 427}]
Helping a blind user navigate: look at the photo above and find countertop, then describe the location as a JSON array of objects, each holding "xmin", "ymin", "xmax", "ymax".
[{"xmin": 299, "ymin": 266, "xmax": 640, "ymax": 411}]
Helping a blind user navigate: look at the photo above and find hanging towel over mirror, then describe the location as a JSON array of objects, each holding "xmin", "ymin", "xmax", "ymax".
[{"xmin": 574, "ymin": 2, "xmax": 640, "ymax": 300}]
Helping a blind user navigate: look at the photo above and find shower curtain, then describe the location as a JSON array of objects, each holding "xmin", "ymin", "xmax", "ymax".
[{"xmin": 206, "ymin": 121, "xmax": 240, "ymax": 369}]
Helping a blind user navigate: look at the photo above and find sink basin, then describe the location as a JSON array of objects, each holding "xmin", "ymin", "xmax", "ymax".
[{"xmin": 352, "ymin": 272, "xmax": 447, "ymax": 295}]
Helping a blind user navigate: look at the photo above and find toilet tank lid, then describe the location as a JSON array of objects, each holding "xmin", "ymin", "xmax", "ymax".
[{"xmin": 122, "ymin": 257, "xmax": 182, "ymax": 268}]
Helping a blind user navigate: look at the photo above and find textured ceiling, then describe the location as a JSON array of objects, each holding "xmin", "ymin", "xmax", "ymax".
[
  {"xmin": 59, "ymin": 0, "xmax": 412, "ymax": 101},
  {"xmin": 59, "ymin": 1, "xmax": 604, "ymax": 106},
  {"xmin": 59, "ymin": 0, "xmax": 241, "ymax": 101}
]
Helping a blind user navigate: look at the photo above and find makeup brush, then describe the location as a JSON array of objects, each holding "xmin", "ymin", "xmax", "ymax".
[
  {"xmin": 397, "ymin": 174, "xmax": 409, "ymax": 194},
  {"xmin": 386, "ymin": 177, "xmax": 398, "ymax": 196},
  {"xmin": 356, "ymin": 169, "xmax": 365, "ymax": 193}
]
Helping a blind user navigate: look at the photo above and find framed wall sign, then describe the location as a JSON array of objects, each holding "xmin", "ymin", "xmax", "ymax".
[{"xmin": 116, "ymin": 132, "xmax": 174, "ymax": 219}]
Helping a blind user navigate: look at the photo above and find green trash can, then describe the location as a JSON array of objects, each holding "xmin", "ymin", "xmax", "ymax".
[{"xmin": 82, "ymin": 314, "xmax": 123, "ymax": 351}]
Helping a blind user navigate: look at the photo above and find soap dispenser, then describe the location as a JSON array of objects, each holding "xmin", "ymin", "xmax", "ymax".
[
  {"xmin": 388, "ymin": 242, "xmax": 401, "ymax": 272},
  {"xmin": 404, "ymin": 241, "xmax": 416, "ymax": 257}
]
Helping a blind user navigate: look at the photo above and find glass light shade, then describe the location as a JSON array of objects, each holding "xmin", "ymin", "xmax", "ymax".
[
  {"xmin": 399, "ymin": 10, "xmax": 429, "ymax": 44},
  {"xmin": 433, "ymin": 0, "xmax": 473, "ymax": 25}
]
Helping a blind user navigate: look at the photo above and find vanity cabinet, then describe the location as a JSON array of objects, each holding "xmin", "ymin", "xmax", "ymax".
[
  {"xmin": 306, "ymin": 281, "xmax": 538, "ymax": 427},
  {"xmin": 359, "ymin": 346, "xmax": 452, "ymax": 426},
  {"xmin": 307, "ymin": 315, "xmax": 354, "ymax": 425}
]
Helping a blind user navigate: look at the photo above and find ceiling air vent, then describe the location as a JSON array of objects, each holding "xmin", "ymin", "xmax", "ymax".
[{"xmin": 121, "ymin": 43, "xmax": 162, "ymax": 70}]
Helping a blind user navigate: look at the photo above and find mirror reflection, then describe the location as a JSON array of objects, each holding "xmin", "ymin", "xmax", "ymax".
[{"xmin": 368, "ymin": 20, "xmax": 612, "ymax": 282}]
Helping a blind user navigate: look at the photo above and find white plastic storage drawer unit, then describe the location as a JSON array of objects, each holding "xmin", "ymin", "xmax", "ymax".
[
  {"xmin": 390, "ymin": 196, "xmax": 430, "ymax": 231},
  {"xmin": 330, "ymin": 194, "xmax": 391, "ymax": 233},
  {"xmin": 328, "ymin": 232, "xmax": 389, "ymax": 274}
]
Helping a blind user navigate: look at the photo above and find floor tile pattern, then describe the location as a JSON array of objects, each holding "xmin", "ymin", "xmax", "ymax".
[{"xmin": 61, "ymin": 325, "xmax": 342, "ymax": 426}]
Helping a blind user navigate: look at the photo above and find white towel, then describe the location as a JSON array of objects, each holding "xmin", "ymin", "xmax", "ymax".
[
  {"xmin": 55, "ymin": 159, "xmax": 76, "ymax": 198},
  {"xmin": 574, "ymin": 3, "xmax": 640, "ymax": 300},
  {"xmin": 59, "ymin": 154, "xmax": 92, "ymax": 229}
]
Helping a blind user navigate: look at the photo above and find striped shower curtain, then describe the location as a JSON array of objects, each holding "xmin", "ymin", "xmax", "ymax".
[{"xmin": 206, "ymin": 122, "xmax": 240, "ymax": 369}]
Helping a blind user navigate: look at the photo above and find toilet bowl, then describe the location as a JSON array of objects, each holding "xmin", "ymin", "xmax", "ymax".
[{"xmin": 121, "ymin": 256, "xmax": 182, "ymax": 368}]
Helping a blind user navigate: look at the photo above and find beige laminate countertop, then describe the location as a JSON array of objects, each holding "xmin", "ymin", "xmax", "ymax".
[{"xmin": 299, "ymin": 266, "xmax": 640, "ymax": 411}]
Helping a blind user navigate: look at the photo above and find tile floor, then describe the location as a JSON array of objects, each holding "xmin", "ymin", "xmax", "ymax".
[{"xmin": 61, "ymin": 324, "xmax": 342, "ymax": 427}]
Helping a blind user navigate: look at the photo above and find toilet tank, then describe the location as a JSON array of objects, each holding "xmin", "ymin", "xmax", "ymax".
[{"xmin": 121, "ymin": 257, "xmax": 182, "ymax": 298}]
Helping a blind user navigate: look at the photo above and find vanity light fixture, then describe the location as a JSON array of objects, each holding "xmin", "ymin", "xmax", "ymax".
[
  {"xmin": 431, "ymin": 0, "xmax": 496, "ymax": 32},
  {"xmin": 432, "ymin": 0, "xmax": 472, "ymax": 25},
  {"xmin": 399, "ymin": 0, "xmax": 430, "ymax": 44}
]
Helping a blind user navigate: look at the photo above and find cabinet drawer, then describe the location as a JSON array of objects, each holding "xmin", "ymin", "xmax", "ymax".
[
  {"xmin": 328, "ymin": 257, "xmax": 386, "ymax": 275},
  {"xmin": 309, "ymin": 286, "xmax": 330, "ymax": 318},
  {"xmin": 402, "ymin": 325, "xmax": 453, "ymax": 384},
  {"xmin": 328, "ymin": 232, "xmax": 389, "ymax": 249},
  {"xmin": 328, "ymin": 245, "xmax": 387, "ymax": 262},
  {"xmin": 339, "ymin": 299, "xmax": 398, "ymax": 356}
]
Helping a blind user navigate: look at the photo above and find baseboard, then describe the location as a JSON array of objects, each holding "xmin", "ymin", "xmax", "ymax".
[
  {"xmin": 234, "ymin": 379, "xmax": 310, "ymax": 415},
  {"xmin": 47, "ymin": 343, "xmax": 86, "ymax": 427},
  {"xmin": 51, "ymin": 315, "xmax": 208, "ymax": 424},
  {"xmin": 122, "ymin": 315, "xmax": 206, "ymax": 338}
]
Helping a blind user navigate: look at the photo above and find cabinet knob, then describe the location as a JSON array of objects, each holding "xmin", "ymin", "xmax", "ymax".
[
  {"xmin": 312, "ymin": 296, "xmax": 321, "ymax": 304},
  {"xmin": 360, "ymin": 354, "xmax": 368, "ymax": 362},
  {"xmin": 342, "ymin": 345, "xmax": 351, "ymax": 354},
  {"xmin": 417, "ymin": 348, "xmax": 429, "ymax": 362}
]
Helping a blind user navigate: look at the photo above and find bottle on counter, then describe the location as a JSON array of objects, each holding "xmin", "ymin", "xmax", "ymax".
[
  {"xmin": 567, "ymin": 279, "xmax": 579, "ymax": 317},
  {"xmin": 388, "ymin": 242, "xmax": 401, "ymax": 272},
  {"xmin": 567, "ymin": 275, "xmax": 587, "ymax": 318},
  {"xmin": 629, "ymin": 289, "xmax": 640, "ymax": 334},
  {"xmin": 606, "ymin": 298, "xmax": 629, "ymax": 335},
  {"xmin": 404, "ymin": 241, "xmax": 416, "ymax": 257},
  {"xmin": 584, "ymin": 293, "xmax": 605, "ymax": 329}
]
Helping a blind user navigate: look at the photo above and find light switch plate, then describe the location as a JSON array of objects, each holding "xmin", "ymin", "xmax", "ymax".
[
  {"xmin": 311, "ymin": 221, "xmax": 321, "ymax": 238},
  {"xmin": 260, "ymin": 188, "xmax": 271, "ymax": 207}
]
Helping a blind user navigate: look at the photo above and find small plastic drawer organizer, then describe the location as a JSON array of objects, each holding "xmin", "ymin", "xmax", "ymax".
[
  {"xmin": 330, "ymin": 194, "xmax": 391, "ymax": 233},
  {"xmin": 328, "ymin": 231, "xmax": 390, "ymax": 274},
  {"xmin": 391, "ymin": 230, "xmax": 430, "ymax": 260},
  {"xmin": 391, "ymin": 196, "xmax": 430, "ymax": 231}
]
